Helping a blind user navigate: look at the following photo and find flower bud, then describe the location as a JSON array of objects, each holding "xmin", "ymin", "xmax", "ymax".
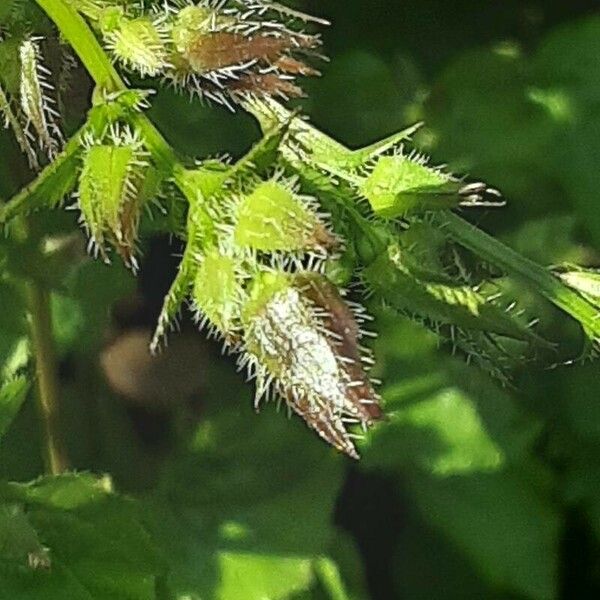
[
  {"xmin": 240, "ymin": 270, "xmax": 381, "ymax": 458},
  {"xmin": 77, "ymin": 126, "xmax": 151, "ymax": 267},
  {"xmin": 104, "ymin": 17, "xmax": 168, "ymax": 77},
  {"xmin": 360, "ymin": 154, "xmax": 503, "ymax": 217},
  {"xmin": 19, "ymin": 37, "xmax": 62, "ymax": 159},
  {"xmin": 360, "ymin": 154, "xmax": 453, "ymax": 216},
  {"xmin": 233, "ymin": 179, "xmax": 336, "ymax": 256},
  {"xmin": 165, "ymin": 2, "xmax": 321, "ymax": 105}
]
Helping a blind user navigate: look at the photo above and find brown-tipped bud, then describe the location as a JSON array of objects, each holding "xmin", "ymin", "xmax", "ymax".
[
  {"xmin": 165, "ymin": 3, "xmax": 323, "ymax": 105},
  {"xmin": 240, "ymin": 270, "xmax": 382, "ymax": 458},
  {"xmin": 77, "ymin": 126, "xmax": 152, "ymax": 268}
]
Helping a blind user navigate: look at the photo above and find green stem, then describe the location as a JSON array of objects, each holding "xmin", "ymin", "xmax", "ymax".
[
  {"xmin": 27, "ymin": 281, "xmax": 69, "ymax": 475},
  {"xmin": 36, "ymin": 0, "xmax": 122, "ymax": 92},
  {"xmin": 433, "ymin": 211, "xmax": 600, "ymax": 338}
]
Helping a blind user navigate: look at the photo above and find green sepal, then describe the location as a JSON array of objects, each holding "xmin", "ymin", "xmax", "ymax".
[
  {"xmin": 360, "ymin": 155, "xmax": 461, "ymax": 216},
  {"xmin": 80, "ymin": 145, "xmax": 135, "ymax": 227},
  {"xmin": 192, "ymin": 250, "xmax": 244, "ymax": 335},
  {"xmin": 245, "ymin": 97, "xmax": 420, "ymax": 173}
]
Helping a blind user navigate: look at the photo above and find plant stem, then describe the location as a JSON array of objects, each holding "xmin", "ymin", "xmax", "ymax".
[
  {"xmin": 36, "ymin": 0, "xmax": 122, "ymax": 92},
  {"xmin": 27, "ymin": 282, "xmax": 69, "ymax": 475},
  {"xmin": 433, "ymin": 211, "xmax": 600, "ymax": 338}
]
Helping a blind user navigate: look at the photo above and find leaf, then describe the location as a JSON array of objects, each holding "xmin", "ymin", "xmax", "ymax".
[
  {"xmin": 362, "ymin": 313, "xmax": 556, "ymax": 599},
  {"xmin": 62, "ymin": 259, "xmax": 135, "ymax": 354},
  {"xmin": 364, "ymin": 245, "xmax": 544, "ymax": 344},
  {"xmin": 313, "ymin": 557, "xmax": 352, "ymax": 600},
  {"xmin": 0, "ymin": 473, "xmax": 164, "ymax": 600},
  {"xmin": 217, "ymin": 554, "xmax": 313, "ymax": 600},
  {"xmin": 425, "ymin": 46, "xmax": 557, "ymax": 212},
  {"xmin": 373, "ymin": 386, "xmax": 504, "ymax": 476},
  {"xmin": 0, "ymin": 377, "xmax": 29, "ymax": 441},
  {"xmin": 144, "ymin": 370, "xmax": 348, "ymax": 600},
  {"xmin": 363, "ymin": 349, "xmax": 539, "ymax": 476},
  {"xmin": 407, "ymin": 471, "xmax": 560, "ymax": 600},
  {"xmin": 0, "ymin": 502, "xmax": 49, "ymax": 569},
  {"xmin": 391, "ymin": 501, "xmax": 501, "ymax": 600}
]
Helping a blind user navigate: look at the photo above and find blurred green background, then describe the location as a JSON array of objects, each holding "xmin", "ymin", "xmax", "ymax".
[{"xmin": 2, "ymin": 1, "xmax": 600, "ymax": 599}]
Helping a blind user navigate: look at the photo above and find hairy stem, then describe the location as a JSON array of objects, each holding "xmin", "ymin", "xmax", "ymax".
[
  {"xmin": 433, "ymin": 211, "xmax": 600, "ymax": 338},
  {"xmin": 27, "ymin": 281, "xmax": 69, "ymax": 475}
]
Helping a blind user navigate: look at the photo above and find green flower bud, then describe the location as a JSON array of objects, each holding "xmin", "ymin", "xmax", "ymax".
[
  {"xmin": 105, "ymin": 17, "xmax": 168, "ymax": 77},
  {"xmin": 233, "ymin": 179, "xmax": 336, "ymax": 256},
  {"xmin": 360, "ymin": 154, "xmax": 503, "ymax": 217},
  {"xmin": 97, "ymin": 6, "xmax": 124, "ymax": 34},
  {"xmin": 171, "ymin": 6, "xmax": 215, "ymax": 55},
  {"xmin": 360, "ymin": 154, "xmax": 453, "ymax": 216},
  {"xmin": 77, "ymin": 126, "xmax": 151, "ymax": 267},
  {"xmin": 19, "ymin": 37, "xmax": 62, "ymax": 160}
]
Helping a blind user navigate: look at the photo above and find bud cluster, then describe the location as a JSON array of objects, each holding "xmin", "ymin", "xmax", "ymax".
[
  {"xmin": 156, "ymin": 172, "xmax": 383, "ymax": 458},
  {"xmin": 77, "ymin": 0, "xmax": 324, "ymax": 107}
]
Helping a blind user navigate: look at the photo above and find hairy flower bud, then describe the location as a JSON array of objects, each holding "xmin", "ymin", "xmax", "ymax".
[
  {"xmin": 164, "ymin": 1, "xmax": 322, "ymax": 106},
  {"xmin": 77, "ymin": 126, "xmax": 151, "ymax": 267},
  {"xmin": 240, "ymin": 270, "xmax": 381, "ymax": 458},
  {"xmin": 0, "ymin": 83, "xmax": 39, "ymax": 169},
  {"xmin": 233, "ymin": 178, "xmax": 336, "ymax": 256},
  {"xmin": 19, "ymin": 37, "xmax": 62, "ymax": 159},
  {"xmin": 104, "ymin": 16, "xmax": 169, "ymax": 77},
  {"xmin": 360, "ymin": 154, "xmax": 503, "ymax": 217}
]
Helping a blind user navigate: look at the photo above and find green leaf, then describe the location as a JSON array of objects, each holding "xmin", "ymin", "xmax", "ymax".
[
  {"xmin": 313, "ymin": 557, "xmax": 351, "ymax": 600},
  {"xmin": 0, "ymin": 502, "xmax": 50, "ymax": 570},
  {"xmin": 0, "ymin": 473, "xmax": 164, "ymax": 600},
  {"xmin": 424, "ymin": 46, "xmax": 557, "ymax": 212},
  {"xmin": 0, "ymin": 377, "xmax": 29, "ymax": 441},
  {"xmin": 62, "ymin": 259, "xmax": 135, "ymax": 354},
  {"xmin": 407, "ymin": 471, "xmax": 560, "ymax": 600},
  {"xmin": 364, "ymin": 245, "xmax": 543, "ymax": 344},
  {"xmin": 217, "ymin": 554, "xmax": 313, "ymax": 600},
  {"xmin": 377, "ymin": 386, "xmax": 504, "ymax": 476},
  {"xmin": 145, "ymin": 371, "xmax": 347, "ymax": 600}
]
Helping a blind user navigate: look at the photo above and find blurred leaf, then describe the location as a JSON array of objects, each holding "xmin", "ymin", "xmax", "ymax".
[
  {"xmin": 0, "ymin": 377, "xmax": 29, "ymax": 441},
  {"xmin": 312, "ymin": 557, "xmax": 351, "ymax": 600},
  {"xmin": 145, "ymin": 370, "xmax": 347, "ymax": 600},
  {"xmin": 425, "ymin": 46, "xmax": 557, "ymax": 209},
  {"xmin": 370, "ymin": 385, "xmax": 504, "ymax": 476},
  {"xmin": 0, "ymin": 280, "xmax": 28, "ymax": 366},
  {"xmin": 407, "ymin": 470, "xmax": 560, "ymax": 600},
  {"xmin": 62, "ymin": 259, "xmax": 135, "ymax": 353},
  {"xmin": 502, "ymin": 215, "xmax": 584, "ymax": 265},
  {"xmin": 392, "ymin": 501, "xmax": 502, "ymax": 600},
  {"xmin": 0, "ymin": 502, "xmax": 49, "ymax": 570},
  {"xmin": 0, "ymin": 473, "xmax": 164, "ymax": 600},
  {"xmin": 306, "ymin": 50, "xmax": 413, "ymax": 146}
]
